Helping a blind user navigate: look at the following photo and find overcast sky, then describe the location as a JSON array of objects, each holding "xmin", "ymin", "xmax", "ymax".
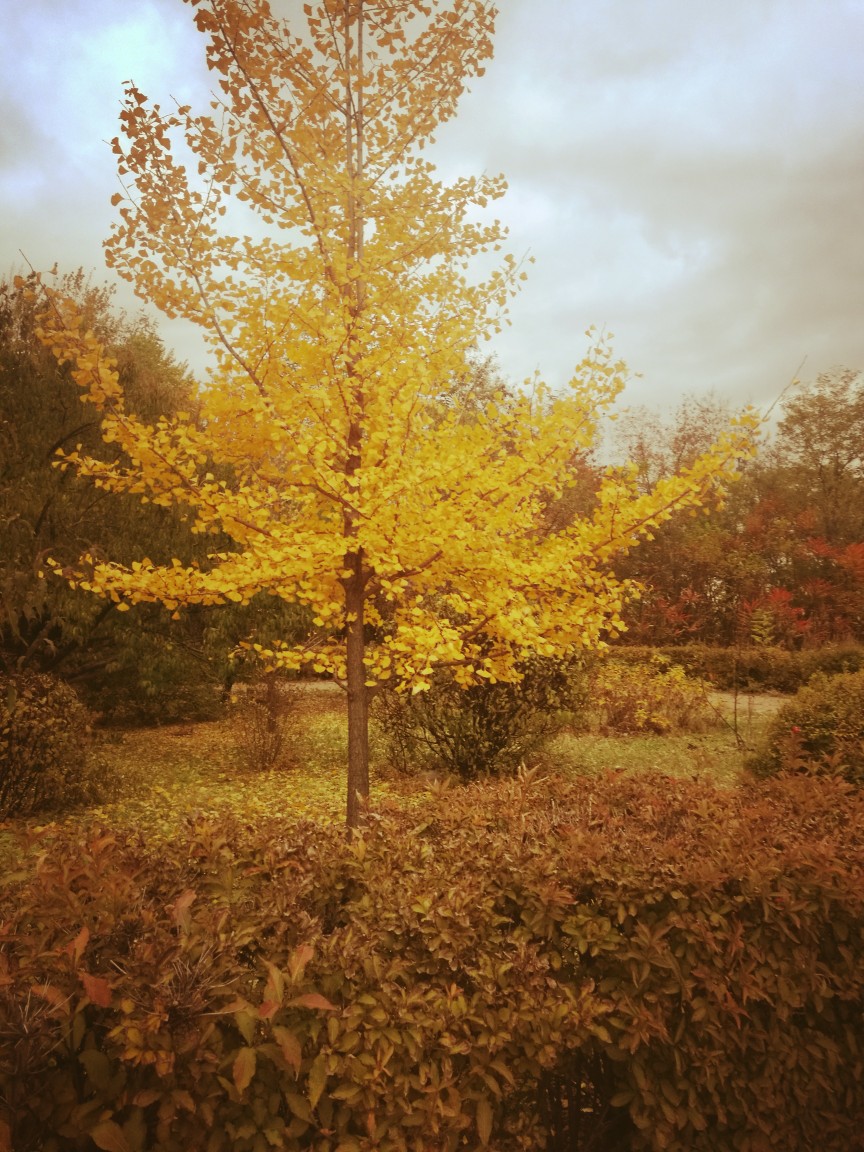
[{"xmin": 2, "ymin": 0, "xmax": 862, "ymax": 412}]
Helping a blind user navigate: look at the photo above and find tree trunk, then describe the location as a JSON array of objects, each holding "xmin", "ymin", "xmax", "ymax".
[
  {"xmin": 344, "ymin": 558, "xmax": 369, "ymax": 831},
  {"xmin": 342, "ymin": 0, "xmax": 368, "ymax": 833}
]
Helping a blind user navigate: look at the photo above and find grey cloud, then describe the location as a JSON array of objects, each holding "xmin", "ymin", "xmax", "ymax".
[
  {"xmin": 441, "ymin": 0, "xmax": 864, "ymax": 406},
  {"xmin": 1, "ymin": 0, "xmax": 861, "ymax": 413}
]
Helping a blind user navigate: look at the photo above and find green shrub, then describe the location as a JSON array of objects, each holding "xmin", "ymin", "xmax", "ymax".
[
  {"xmin": 1, "ymin": 771, "xmax": 863, "ymax": 1150},
  {"xmin": 610, "ymin": 642, "xmax": 864, "ymax": 693},
  {"xmin": 374, "ymin": 656, "xmax": 588, "ymax": 779},
  {"xmin": 747, "ymin": 668, "xmax": 864, "ymax": 783},
  {"xmin": 797, "ymin": 641, "xmax": 864, "ymax": 683},
  {"xmin": 590, "ymin": 655, "xmax": 715, "ymax": 734},
  {"xmin": 0, "ymin": 670, "xmax": 104, "ymax": 817}
]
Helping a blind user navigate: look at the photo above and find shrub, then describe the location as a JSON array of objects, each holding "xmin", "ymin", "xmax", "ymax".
[
  {"xmin": 608, "ymin": 642, "xmax": 864, "ymax": 693},
  {"xmin": 590, "ymin": 655, "xmax": 715, "ymax": 734},
  {"xmin": 797, "ymin": 642, "xmax": 864, "ymax": 682},
  {"xmin": 374, "ymin": 656, "xmax": 588, "ymax": 780},
  {"xmin": 1, "ymin": 771, "xmax": 863, "ymax": 1151},
  {"xmin": 230, "ymin": 675, "xmax": 299, "ymax": 771},
  {"xmin": 0, "ymin": 670, "xmax": 104, "ymax": 817},
  {"xmin": 747, "ymin": 668, "xmax": 864, "ymax": 783}
]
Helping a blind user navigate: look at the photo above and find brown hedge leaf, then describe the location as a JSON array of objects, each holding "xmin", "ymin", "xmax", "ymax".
[
  {"xmin": 476, "ymin": 1096, "xmax": 493, "ymax": 1146},
  {"xmin": 79, "ymin": 970, "xmax": 112, "ymax": 1008},
  {"xmin": 171, "ymin": 888, "xmax": 197, "ymax": 933},
  {"xmin": 90, "ymin": 1121, "xmax": 132, "ymax": 1152},
  {"xmin": 272, "ymin": 1025, "xmax": 302, "ymax": 1073},
  {"xmin": 308, "ymin": 1051, "xmax": 328, "ymax": 1110},
  {"xmin": 66, "ymin": 925, "xmax": 90, "ymax": 964},
  {"xmin": 233, "ymin": 1046, "xmax": 256, "ymax": 1094},
  {"xmin": 289, "ymin": 992, "xmax": 338, "ymax": 1011}
]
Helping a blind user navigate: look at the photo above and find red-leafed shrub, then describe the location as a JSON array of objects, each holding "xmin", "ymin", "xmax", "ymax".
[{"xmin": 1, "ymin": 771, "xmax": 863, "ymax": 1151}]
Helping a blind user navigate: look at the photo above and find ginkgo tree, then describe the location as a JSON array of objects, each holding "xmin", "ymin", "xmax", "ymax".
[{"xmin": 32, "ymin": 0, "xmax": 755, "ymax": 827}]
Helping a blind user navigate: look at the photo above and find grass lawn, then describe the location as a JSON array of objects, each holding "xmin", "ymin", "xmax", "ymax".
[
  {"xmin": 546, "ymin": 690, "xmax": 784, "ymax": 785},
  {"xmin": 6, "ymin": 684, "xmax": 785, "ymax": 845}
]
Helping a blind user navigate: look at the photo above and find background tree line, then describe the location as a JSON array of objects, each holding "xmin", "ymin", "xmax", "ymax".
[
  {"xmin": 611, "ymin": 374, "xmax": 864, "ymax": 648},
  {"xmin": 0, "ymin": 270, "xmax": 307, "ymax": 722}
]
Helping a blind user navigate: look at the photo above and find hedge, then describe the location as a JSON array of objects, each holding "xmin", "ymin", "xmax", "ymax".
[
  {"xmin": 1, "ymin": 769, "xmax": 863, "ymax": 1151},
  {"xmin": 608, "ymin": 643, "xmax": 864, "ymax": 694}
]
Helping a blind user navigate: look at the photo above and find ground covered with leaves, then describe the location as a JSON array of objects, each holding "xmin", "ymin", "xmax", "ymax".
[
  {"xmin": 79, "ymin": 687, "xmax": 397, "ymax": 840},
  {"xmin": 550, "ymin": 690, "xmax": 783, "ymax": 785},
  {"xmin": 10, "ymin": 683, "xmax": 782, "ymax": 843}
]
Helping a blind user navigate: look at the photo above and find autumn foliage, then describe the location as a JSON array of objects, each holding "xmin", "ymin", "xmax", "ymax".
[
  {"xmin": 612, "ymin": 373, "xmax": 864, "ymax": 650},
  {"xmin": 1, "ymin": 770, "xmax": 863, "ymax": 1150}
]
